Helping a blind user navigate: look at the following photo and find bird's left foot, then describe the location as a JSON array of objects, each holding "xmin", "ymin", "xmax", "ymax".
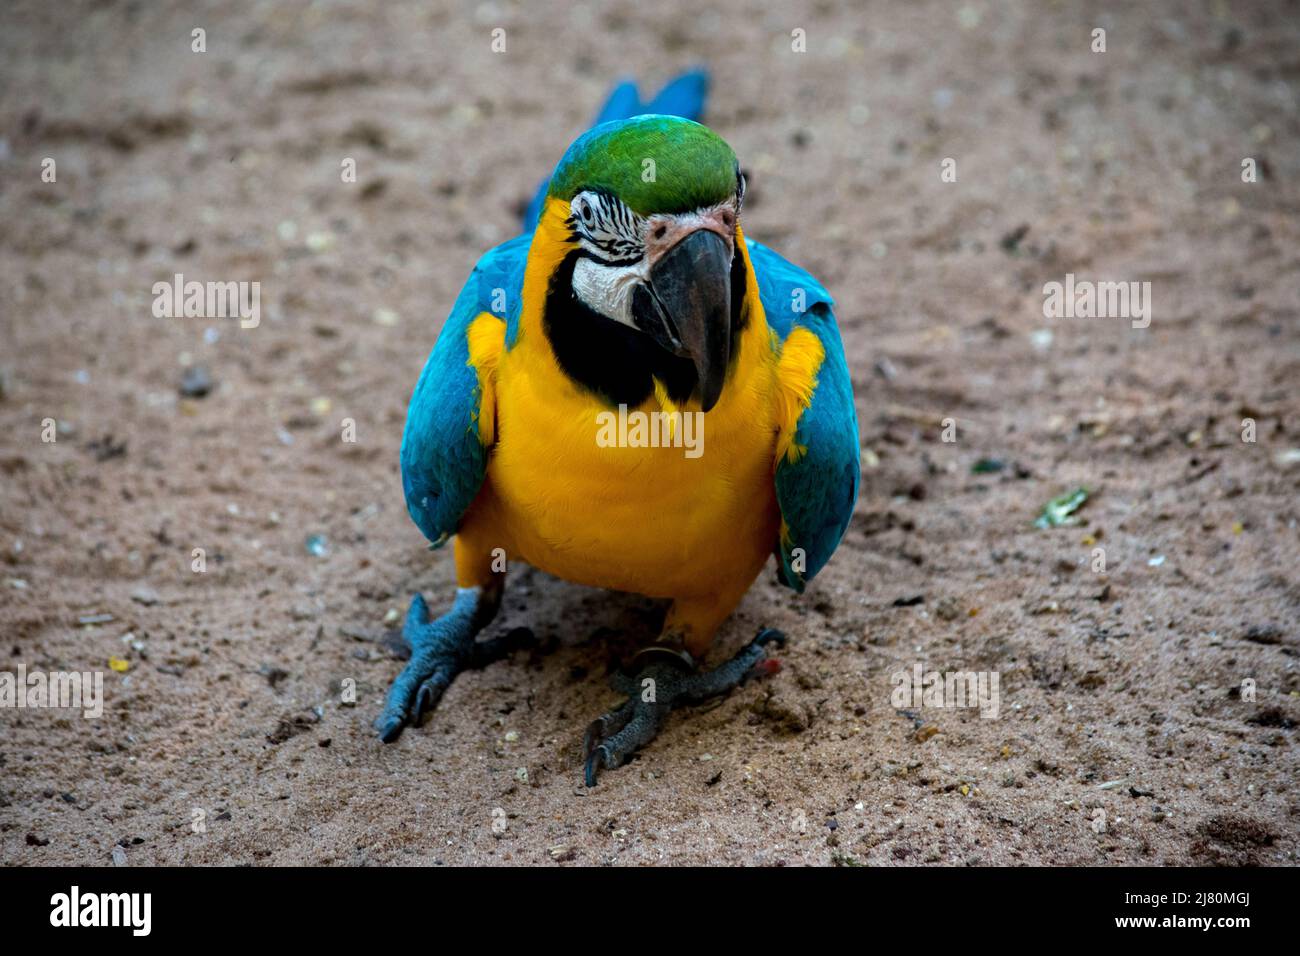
[{"xmin": 582, "ymin": 628, "xmax": 786, "ymax": 787}]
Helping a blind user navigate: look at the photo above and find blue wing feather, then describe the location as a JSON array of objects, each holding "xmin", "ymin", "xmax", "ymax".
[
  {"xmin": 747, "ymin": 240, "xmax": 860, "ymax": 592},
  {"xmin": 400, "ymin": 241, "xmax": 529, "ymax": 546},
  {"xmin": 522, "ymin": 70, "xmax": 710, "ymax": 232}
]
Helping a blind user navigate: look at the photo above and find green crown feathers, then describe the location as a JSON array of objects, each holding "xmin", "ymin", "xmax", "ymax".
[{"xmin": 546, "ymin": 115, "xmax": 739, "ymax": 217}]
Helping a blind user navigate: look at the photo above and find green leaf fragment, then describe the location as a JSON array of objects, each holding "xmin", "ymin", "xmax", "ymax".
[{"xmin": 1034, "ymin": 487, "xmax": 1089, "ymax": 528}]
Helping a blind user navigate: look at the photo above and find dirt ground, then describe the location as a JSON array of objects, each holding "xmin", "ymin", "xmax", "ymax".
[{"xmin": 1, "ymin": 0, "xmax": 1297, "ymax": 867}]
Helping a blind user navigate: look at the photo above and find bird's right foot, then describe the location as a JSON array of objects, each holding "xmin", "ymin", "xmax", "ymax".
[{"xmin": 375, "ymin": 587, "xmax": 529, "ymax": 742}]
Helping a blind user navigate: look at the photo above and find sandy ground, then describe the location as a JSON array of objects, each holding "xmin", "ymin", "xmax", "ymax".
[{"xmin": 1, "ymin": 0, "xmax": 1297, "ymax": 867}]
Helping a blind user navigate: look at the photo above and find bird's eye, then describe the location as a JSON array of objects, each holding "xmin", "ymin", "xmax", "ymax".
[
  {"xmin": 721, "ymin": 210, "xmax": 734, "ymax": 228},
  {"xmin": 577, "ymin": 199, "xmax": 595, "ymax": 224},
  {"xmin": 652, "ymin": 224, "xmax": 667, "ymax": 240}
]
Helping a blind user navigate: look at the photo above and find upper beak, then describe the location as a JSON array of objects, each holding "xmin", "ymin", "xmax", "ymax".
[{"xmin": 630, "ymin": 230, "xmax": 733, "ymax": 412}]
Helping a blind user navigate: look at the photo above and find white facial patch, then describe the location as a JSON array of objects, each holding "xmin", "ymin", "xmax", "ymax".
[
  {"xmin": 571, "ymin": 256, "xmax": 646, "ymax": 327},
  {"xmin": 569, "ymin": 191, "xmax": 647, "ymax": 265}
]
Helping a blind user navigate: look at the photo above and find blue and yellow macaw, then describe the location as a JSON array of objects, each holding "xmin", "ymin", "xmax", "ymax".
[{"xmin": 379, "ymin": 73, "xmax": 860, "ymax": 785}]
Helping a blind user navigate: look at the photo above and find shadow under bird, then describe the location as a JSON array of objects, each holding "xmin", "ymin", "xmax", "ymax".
[{"xmin": 379, "ymin": 71, "xmax": 860, "ymax": 786}]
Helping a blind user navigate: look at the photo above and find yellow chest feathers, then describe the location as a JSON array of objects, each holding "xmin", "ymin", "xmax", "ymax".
[{"xmin": 464, "ymin": 308, "xmax": 780, "ymax": 596}]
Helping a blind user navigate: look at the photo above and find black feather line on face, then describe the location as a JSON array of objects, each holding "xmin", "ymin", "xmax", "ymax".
[
  {"xmin": 542, "ymin": 247, "xmax": 751, "ymax": 409},
  {"xmin": 573, "ymin": 248, "xmax": 642, "ymax": 268}
]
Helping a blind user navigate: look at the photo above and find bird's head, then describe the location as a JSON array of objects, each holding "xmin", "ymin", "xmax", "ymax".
[{"xmin": 542, "ymin": 115, "xmax": 745, "ymax": 412}]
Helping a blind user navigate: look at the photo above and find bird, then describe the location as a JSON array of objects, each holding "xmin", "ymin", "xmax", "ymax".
[{"xmin": 378, "ymin": 71, "xmax": 860, "ymax": 786}]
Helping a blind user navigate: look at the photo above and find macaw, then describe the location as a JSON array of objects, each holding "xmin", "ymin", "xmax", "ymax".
[{"xmin": 378, "ymin": 72, "xmax": 860, "ymax": 786}]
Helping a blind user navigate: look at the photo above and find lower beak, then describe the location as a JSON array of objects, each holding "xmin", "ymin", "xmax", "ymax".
[{"xmin": 630, "ymin": 230, "xmax": 733, "ymax": 412}]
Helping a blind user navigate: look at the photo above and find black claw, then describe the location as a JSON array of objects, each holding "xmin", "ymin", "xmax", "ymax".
[
  {"xmin": 413, "ymin": 684, "xmax": 432, "ymax": 724},
  {"xmin": 754, "ymin": 627, "xmax": 787, "ymax": 648},
  {"xmin": 376, "ymin": 715, "xmax": 406, "ymax": 744},
  {"xmin": 584, "ymin": 747, "xmax": 608, "ymax": 788}
]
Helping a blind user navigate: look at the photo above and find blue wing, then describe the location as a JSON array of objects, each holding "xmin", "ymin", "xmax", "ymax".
[
  {"xmin": 748, "ymin": 239, "xmax": 861, "ymax": 592},
  {"xmin": 400, "ymin": 236, "xmax": 529, "ymax": 546},
  {"xmin": 522, "ymin": 70, "xmax": 710, "ymax": 232}
]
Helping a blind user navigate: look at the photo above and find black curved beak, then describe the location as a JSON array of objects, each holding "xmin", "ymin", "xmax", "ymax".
[{"xmin": 630, "ymin": 230, "xmax": 732, "ymax": 412}]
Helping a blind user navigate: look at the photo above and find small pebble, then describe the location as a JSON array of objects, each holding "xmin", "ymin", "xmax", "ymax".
[
  {"xmin": 305, "ymin": 231, "xmax": 334, "ymax": 252},
  {"xmin": 130, "ymin": 586, "xmax": 160, "ymax": 606},
  {"xmin": 179, "ymin": 365, "xmax": 214, "ymax": 398}
]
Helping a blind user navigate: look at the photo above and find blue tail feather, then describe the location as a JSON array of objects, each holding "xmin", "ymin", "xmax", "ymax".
[
  {"xmin": 522, "ymin": 69, "xmax": 710, "ymax": 232},
  {"xmin": 643, "ymin": 69, "xmax": 708, "ymax": 121},
  {"xmin": 593, "ymin": 79, "xmax": 643, "ymax": 125}
]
